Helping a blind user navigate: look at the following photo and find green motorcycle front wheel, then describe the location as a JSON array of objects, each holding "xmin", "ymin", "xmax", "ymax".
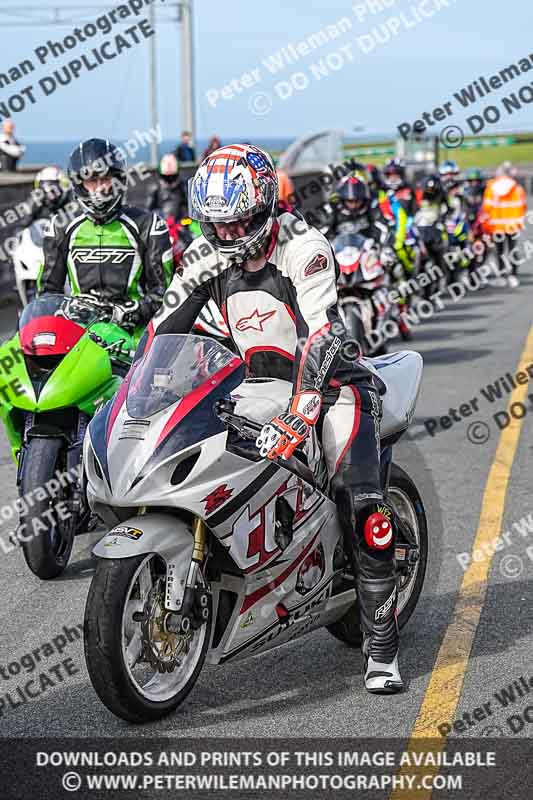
[{"xmin": 20, "ymin": 437, "xmax": 74, "ymax": 580}]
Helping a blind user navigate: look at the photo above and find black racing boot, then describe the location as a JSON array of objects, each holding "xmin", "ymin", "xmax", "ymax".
[{"xmin": 358, "ymin": 575, "xmax": 404, "ymax": 694}]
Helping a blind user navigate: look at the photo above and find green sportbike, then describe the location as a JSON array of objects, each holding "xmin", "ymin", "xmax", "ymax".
[{"xmin": 0, "ymin": 293, "xmax": 138, "ymax": 579}]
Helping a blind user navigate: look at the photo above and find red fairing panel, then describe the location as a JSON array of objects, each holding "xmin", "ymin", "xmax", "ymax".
[{"xmin": 20, "ymin": 315, "xmax": 86, "ymax": 356}]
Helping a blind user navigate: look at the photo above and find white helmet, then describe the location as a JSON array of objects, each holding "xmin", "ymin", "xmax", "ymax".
[
  {"xmin": 188, "ymin": 144, "xmax": 278, "ymax": 261},
  {"xmin": 34, "ymin": 166, "xmax": 67, "ymax": 204},
  {"xmin": 35, "ymin": 165, "xmax": 66, "ymax": 186}
]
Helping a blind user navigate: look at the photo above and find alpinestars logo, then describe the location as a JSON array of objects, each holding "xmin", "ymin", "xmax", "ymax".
[
  {"xmin": 235, "ymin": 309, "xmax": 276, "ymax": 332},
  {"xmin": 304, "ymin": 253, "xmax": 328, "ymax": 277},
  {"xmin": 71, "ymin": 248, "xmax": 136, "ymax": 265},
  {"xmin": 313, "ymin": 336, "xmax": 342, "ymax": 389},
  {"xmin": 203, "ymin": 483, "xmax": 233, "ymax": 515},
  {"xmin": 150, "ymin": 215, "xmax": 169, "ymax": 235},
  {"xmin": 375, "ymin": 586, "xmax": 397, "ymax": 621}
]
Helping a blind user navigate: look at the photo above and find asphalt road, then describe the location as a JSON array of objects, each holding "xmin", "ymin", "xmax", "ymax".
[{"xmin": 1, "ymin": 240, "xmax": 533, "ymax": 747}]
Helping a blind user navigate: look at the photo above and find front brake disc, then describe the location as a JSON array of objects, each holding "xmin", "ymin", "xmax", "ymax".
[{"xmin": 141, "ymin": 579, "xmax": 191, "ymax": 674}]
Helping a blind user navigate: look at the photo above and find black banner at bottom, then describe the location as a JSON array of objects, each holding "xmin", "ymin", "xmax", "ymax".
[{"xmin": 0, "ymin": 737, "xmax": 528, "ymax": 799}]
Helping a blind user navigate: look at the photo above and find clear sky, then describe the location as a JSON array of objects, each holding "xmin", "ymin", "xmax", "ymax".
[{"xmin": 1, "ymin": 0, "xmax": 532, "ymax": 143}]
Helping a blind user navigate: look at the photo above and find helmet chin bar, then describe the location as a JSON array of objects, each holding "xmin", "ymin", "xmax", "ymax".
[
  {"xmin": 79, "ymin": 193, "xmax": 123, "ymax": 224},
  {"xmin": 201, "ymin": 216, "xmax": 273, "ymax": 263}
]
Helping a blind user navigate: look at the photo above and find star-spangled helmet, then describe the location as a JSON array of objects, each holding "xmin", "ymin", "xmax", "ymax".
[{"xmin": 188, "ymin": 143, "xmax": 278, "ymax": 260}]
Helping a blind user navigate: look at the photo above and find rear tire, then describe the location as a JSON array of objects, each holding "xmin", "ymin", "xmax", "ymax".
[
  {"xmin": 326, "ymin": 463, "xmax": 428, "ymax": 647},
  {"xmin": 20, "ymin": 437, "xmax": 74, "ymax": 579}
]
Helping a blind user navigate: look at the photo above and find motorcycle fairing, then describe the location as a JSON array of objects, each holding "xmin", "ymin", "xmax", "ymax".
[
  {"xmin": 95, "ymin": 358, "xmax": 245, "ymax": 497},
  {"xmin": 20, "ymin": 315, "xmax": 86, "ymax": 357}
]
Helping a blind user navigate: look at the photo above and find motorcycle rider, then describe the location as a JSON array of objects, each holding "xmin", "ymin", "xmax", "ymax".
[
  {"xmin": 146, "ymin": 143, "xmax": 404, "ymax": 693},
  {"xmin": 326, "ymin": 175, "xmax": 390, "ymax": 243},
  {"xmin": 418, "ymin": 173, "xmax": 448, "ymax": 213},
  {"xmin": 379, "ymin": 159, "xmax": 417, "ymax": 275},
  {"xmin": 147, "ymin": 153, "xmax": 188, "ymax": 221},
  {"xmin": 25, "ymin": 166, "xmax": 77, "ymax": 226},
  {"xmin": 415, "ymin": 174, "xmax": 450, "ymax": 273},
  {"xmin": 38, "ymin": 138, "xmax": 173, "ymax": 329},
  {"xmin": 147, "ymin": 153, "xmax": 195, "ymax": 271},
  {"xmin": 462, "ymin": 168, "xmax": 485, "ymax": 225},
  {"xmin": 439, "ymin": 159, "xmax": 463, "ymax": 213}
]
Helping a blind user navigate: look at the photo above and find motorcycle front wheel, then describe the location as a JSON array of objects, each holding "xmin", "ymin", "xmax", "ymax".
[
  {"xmin": 20, "ymin": 437, "xmax": 75, "ymax": 579},
  {"xmin": 84, "ymin": 552, "xmax": 211, "ymax": 723}
]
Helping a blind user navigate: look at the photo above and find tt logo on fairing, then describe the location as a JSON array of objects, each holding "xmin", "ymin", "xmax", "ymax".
[
  {"xmin": 231, "ymin": 497, "xmax": 280, "ymax": 570},
  {"xmin": 235, "ymin": 309, "xmax": 276, "ymax": 333},
  {"xmin": 71, "ymin": 248, "xmax": 136, "ymax": 265}
]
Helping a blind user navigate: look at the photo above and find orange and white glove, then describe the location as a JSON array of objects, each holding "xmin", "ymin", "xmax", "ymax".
[{"xmin": 256, "ymin": 391, "xmax": 322, "ymax": 461}]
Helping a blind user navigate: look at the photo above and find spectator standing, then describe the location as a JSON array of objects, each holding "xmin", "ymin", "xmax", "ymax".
[
  {"xmin": 202, "ymin": 135, "xmax": 221, "ymax": 160},
  {"xmin": 481, "ymin": 161, "xmax": 527, "ymax": 288},
  {"xmin": 0, "ymin": 120, "xmax": 26, "ymax": 172},
  {"xmin": 176, "ymin": 131, "xmax": 196, "ymax": 163}
]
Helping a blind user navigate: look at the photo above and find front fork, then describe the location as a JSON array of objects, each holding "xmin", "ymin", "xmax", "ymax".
[
  {"xmin": 66, "ymin": 413, "xmax": 91, "ymax": 533},
  {"xmin": 168, "ymin": 517, "xmax": 210, "ymax": 634},
  {"xmin": 16, "ymin": 411, "xmax": 91, "ymax": 535}
]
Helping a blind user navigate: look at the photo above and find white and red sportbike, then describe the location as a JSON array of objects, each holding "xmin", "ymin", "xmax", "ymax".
[{"xmin": 83, "ymin": 334, "xmax": 427, "ymax": 722}]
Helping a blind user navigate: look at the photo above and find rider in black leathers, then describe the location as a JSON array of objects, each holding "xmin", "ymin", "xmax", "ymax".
[{"xmin": 146, "ymin": 154, "xmax": 188, "ymax": 220}]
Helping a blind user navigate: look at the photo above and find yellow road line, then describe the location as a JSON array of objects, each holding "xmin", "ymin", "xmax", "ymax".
[{"xmin": 391, "ymin": 322, "xmax": 533, "ymax": 799}]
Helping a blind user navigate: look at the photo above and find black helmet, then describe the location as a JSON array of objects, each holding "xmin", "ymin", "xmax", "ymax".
[
  {"xmin": 383, "ymin": 158, "xmax": 406, "ymax": 189},
  {"xmin": 337, "ymin": 176, "xmax": 370, "ymax": 216},
  {"xmin": 68, "ymin": 138, "xmax": 127, "ymax": 223},
  {"xmin": 462, "ymin": 182, "xmax": 483, "ymax": 208},
  {"xmin": 420, "ymin": 174, "xmax": 444, "ymax": 202}
]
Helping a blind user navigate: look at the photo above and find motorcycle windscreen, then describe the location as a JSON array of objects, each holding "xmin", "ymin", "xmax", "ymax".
[
  {"xmin": 127, "ymin": 334, "xmax": 241, "ymax": 418},
  {"xmin": 121, "ymin": 335, "xmax": 245, "ymax": 482},
  {"xmin": 19, "ymin": 293, "xmax": 86, "ymax": 356},
  {"xmin": 30, "ymin": 221, "xmax": 48, "ymax": 247},
  {"xmin": 334, "ymin": 232, "xmax": 366, "ymax": 274}
]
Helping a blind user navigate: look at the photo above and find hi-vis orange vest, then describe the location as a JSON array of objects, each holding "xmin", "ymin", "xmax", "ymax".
[
  {"xmin": 276, "ymin": 169, "xmax": 295, "ymax": 205},
  {"xmin": 481, "ymin": 176, "xmax": 527, "ymax": 235}
]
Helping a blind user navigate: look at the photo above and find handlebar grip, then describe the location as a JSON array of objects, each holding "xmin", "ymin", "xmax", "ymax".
[{"xmin": 216, "ymin": 403, "xmax": 317, "ymax": 488}]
